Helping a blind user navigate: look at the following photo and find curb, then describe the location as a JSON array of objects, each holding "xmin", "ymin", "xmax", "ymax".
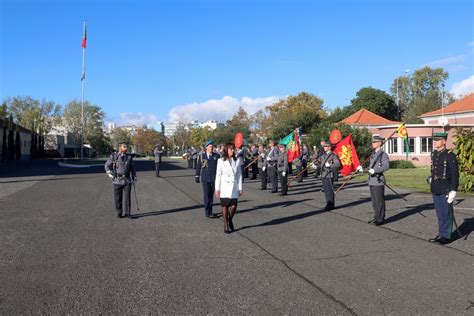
[{"xmin": 58, "ymin": 162, "xmax": 103, "ymax": 168}]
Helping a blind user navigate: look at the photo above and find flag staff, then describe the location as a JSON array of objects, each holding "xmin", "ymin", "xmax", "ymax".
[{"xmin": 80, "ymin": 20, "xmax": 86, "ymax": 159}]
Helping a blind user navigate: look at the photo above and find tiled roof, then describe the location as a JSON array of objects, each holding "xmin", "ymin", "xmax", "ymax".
[
  {"xmin": 338, "ymin": 108, "xmax": 400, "ymax": 126},
  {"xmin": 419, "ymin": 93, "xmax": 474, "ymax": 117}
]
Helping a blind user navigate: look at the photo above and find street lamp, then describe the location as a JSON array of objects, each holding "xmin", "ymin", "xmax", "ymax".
[{"xmin": 396, "ymin": 69, "xmax": 411, "ymax": 121}]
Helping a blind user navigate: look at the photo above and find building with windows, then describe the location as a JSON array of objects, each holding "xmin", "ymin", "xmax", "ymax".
[
  {"xmin": 0, "ymin": 119, "xmax": 32, "ymax": 160},
  {"xmin": 199, "ymin": 120, "xmax": 224, "ymax": 130},
  {"xmin": 338, "ymin": 94, "xmax": 474, "ymax": 166}
]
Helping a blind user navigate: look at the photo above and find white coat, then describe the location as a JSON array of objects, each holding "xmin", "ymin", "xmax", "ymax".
[{"xmin": 215, "ymin": 157, "xmax": 243, "ymax": 199}]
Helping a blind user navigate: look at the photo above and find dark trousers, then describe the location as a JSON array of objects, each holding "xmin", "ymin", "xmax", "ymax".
[
  {"xmin": 322, "ymin": 177, "xmax": 335, "ymax": 208},
  {"xmin": 202, "ymin": 181, "xmax": 215, "ymax": 217},
  {"xmin": 155, "ymin": 162, "xmax": 160, "ymax": 176},
  {"xmin": 370, "ymin": 186, "xmax": 386, "ymax": 223},
  {"xmin": 279, "ymin": 171, "xmax": 288, "ymax": 194},
  {"xmin": 296, "ymin": 165, "xmax": 303, "ymax": 182},
  {"xmin": 267, "ymin": 166, "xmax": 278, "ymax": 192},
  {"xmin": 188, "ymin": 159, "xmax": 193, "ymax": 168},
  {"xmin": 192, "ymin": 158, "xmax": 197, "ymax": 169},
  {"xmin": 259, "ymin": 168, "xmax": 267, "ymax": 189},
  {"xmin": 303, "ymin": 160, "xmax": 308, "ymax": 177},
  {"xmin": 251, "ymin": 163, "xmax": 258, "ymax": 179},
  {"xmin": 114, "ymin": 183, "xmax": 131, "ymax": 216},
  {"xmin": 244, "ymin": 162, "xmax": 249, "ymax": 178},
  {"xmin": 433, "ymin": 194, "xmax": 453, "ymax": 238},
  {"xmin": 241, "ymin": 165, "xmax": 245, "ymax": 183}
]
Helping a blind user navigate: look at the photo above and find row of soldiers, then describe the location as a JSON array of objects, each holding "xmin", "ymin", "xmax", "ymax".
[{"xmin": 105, "ymin": 132, "xmax": 459, "ymax": 245}]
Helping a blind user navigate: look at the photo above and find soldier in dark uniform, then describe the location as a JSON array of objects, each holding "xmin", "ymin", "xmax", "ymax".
[
  {"xmin": 367, "ymin": 135, "xmax": 390, "ymax": 225},
  {"xmin": 311, "ymin": 145, "xmax": 321, "ymax": 178},
  {"xmin": 294, "ymin": 145, "xmax": 304, "ymax": 182},
  {"xmin": 250, "ymin": 144, "xmax": 259, "ymax": 180},
  {"xmin": 191, "ymin": 146, "xmax": 198, "ymax": 169},
  {"xmin": 186, "ymin": 147, "xmax": 193, "ymax": 169},
  {"xmin": 195, "ymin": 140, "xmax": 220, "ymax": 218},
  {"xmin": 153, "ymin": 144, "xmax": 163, "ymax": 177},
  {"xmin": 428, "ymin": 132, "xmax": 459, "ymax": 244},
  {"xmin": 302, "ymin": 144, "xmax": 309, "ymax": 177},
  {"xmin": 104, "ymin": 142, "xmax": 137, "ymax": 219},
  {"xmin": 257, "ymin": 144, "xmax": 267, "ymax": 190},
  {"xmin": 317, "ymin": 140, "xmax": 340, "ymax": 211},
  {"xmin": 277, "ymin": 143, "xmax": 289, "ymax": 196},
  {"xmin": 266, "ymin": 140, "xmax": 280, "ymax": 193}
]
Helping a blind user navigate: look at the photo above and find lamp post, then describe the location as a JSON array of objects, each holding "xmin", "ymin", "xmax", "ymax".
[{"xmin": 396, "ymin": 69, "xmax": 411, "ymax": 121}]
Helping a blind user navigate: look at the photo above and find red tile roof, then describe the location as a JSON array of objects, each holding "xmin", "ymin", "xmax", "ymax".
[
  {"xmin": 338, "ymin": 108, "xmax": 400, "ymax": 126},
  {"xmin": 419, "ymin": 93, "xmax": 474, "ymax": 117}
]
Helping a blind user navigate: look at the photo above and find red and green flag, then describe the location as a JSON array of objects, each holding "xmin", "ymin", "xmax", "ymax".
[
  {"xmin": 81, "ymin": 21, "xmax": 87, "ymax": 48},
  {"xmin": 279, "ymin": 128, "xmax": 301, "ymax": 163}
]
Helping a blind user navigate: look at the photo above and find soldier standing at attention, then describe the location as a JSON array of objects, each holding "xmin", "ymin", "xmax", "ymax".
[
  {"xmin": 250, "ymin": 144, "xmax": 259, "ymax": 180},
  {"xmin": 277, "ymin": 143, "xmax": 289, "ymax": 196},
  {"xmin": 428, "ymin": 132, "xmax": 459, "ymax": 245},
  {"xmin": 195, "ymin": 141, "xmax": 220, "ymax": 218},
  {"xmin": 295, "ymin": 145, "xmax": 304, "ymax": 183},
  {"xmin": 367, "ymin": 135, "xmax": 390, "ymax": 226},
  {"xmin": 266, "ymin": 140, "xmax": 279, "ymax": 193},
  {"xmin": 317, "ymin": 139, "xmax": 340, "ymax": 211},
  {"xmin": 302, "ymin": 144, "xmax": 309, "ymax": 177},
  {"xmin": 153, "ymin": 144, "xmax": 163, "ymax": 177},
  {"xmin": 257, "ymin": 144, "xmax": 268, "ymax": 190},
  {"xmin": 105, "ymin": 142, "xmax": 137, "ymax": 219}
]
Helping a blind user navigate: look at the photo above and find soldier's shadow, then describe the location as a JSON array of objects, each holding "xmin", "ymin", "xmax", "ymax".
[
  {"xmin": 237, "ymin": 199, "xmax": 313, "ymax": 214},
  {"xmin": 131, "ymin": 204, "xmax": 202, "ymax": 219},
  {"xmin": 450, "ymin": 217, "xmax": 474, "ymax": 242}
]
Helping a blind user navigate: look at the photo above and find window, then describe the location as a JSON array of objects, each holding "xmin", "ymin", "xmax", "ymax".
[
  {"xmin": 402, "ymin": 138, "xmax": 415, "ymax": 153},
  {"xmin": 386, "ymin": 138, "xmax": 398, "ymax": 154},
  {"xmin": 421, "ymin": 137, "xmax": 433, "ymax": 153}
]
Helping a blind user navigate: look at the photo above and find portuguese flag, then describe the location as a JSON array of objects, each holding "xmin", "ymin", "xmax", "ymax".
[
  {"xmin": 280, "ymin": 128, "xmax": 301, "ymax": 163},
  {"xmin": 81, "ymin": 21, "xmax": 87, "ymax": 48}
]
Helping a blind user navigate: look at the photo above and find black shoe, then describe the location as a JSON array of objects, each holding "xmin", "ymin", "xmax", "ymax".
[
  {"xmin": 437, "ymin": 237, "xmax": 451, "ymax": 245},
  {"xmin": 374, "ymin": 221, "xmax": 384, "ymax": 226},
  {"xmin": 260, "ymin": 187, "xmax": 267, "ymax": 190},
  {"xmin": 324, "ymin": 204, "xmax": 334, "ymax": 211},
  {"xmin": 117, "ymin": 213, "xmax": 123, "ymax": 218},
  {"xmin": 228, "ymin": 218, "xmax": 235, "ymax": 231},
  {"xmin": 271, "ymin": 191, "xmax": 278, "ymax": 193},
  {"xmin": 368, "ymin": 219, "xmax": 376, "ymax": 224},
  {"xmin": 279, "ymin": 192, "xmax": 287, "ymax": 196},
  {"xmin": 125, "ymin": 214, "xmax": 132, "ymax": 219},
  {"xmin": 429, "ymin": 235, "xmax": 441, "ymax": 242},
  {"xmin": 224, "ymin": 229, "xmax": 230, "ymax": 234}
]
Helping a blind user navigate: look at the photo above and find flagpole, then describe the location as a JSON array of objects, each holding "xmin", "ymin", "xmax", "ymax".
[{"xmin": 81, "ymin": 20, "xmax": 85, "ymax": 159}]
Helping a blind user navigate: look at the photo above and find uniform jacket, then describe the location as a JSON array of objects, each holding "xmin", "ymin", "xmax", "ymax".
[
  {"xmin": 266, "ymin": 146, "xmax": 279, "ymax": 167},
  {"xmin": 257, "ymin": 148, "xmax": 267, "ymax": 168},
  {"xmin": 215, "ymin": 157, "xmax": 243, "ymax": 199},
  {"xmin": 430, "ymin": 148, "xmax": 459, "ymax": 195},
  {"xmin": 294, "ymin": 150, "xmax": 303, "ymax": 167},
  {"xmin": 317, "ymin": 150, "xmax": 341, "ymax": 179},
  {"xmin": 196, "ymin": 151, "xmax": 219, "ymax": 183},
  {"xmin": 105, "ymin": 152, "xmax": 136, "ymax": 185},
  {"xmin": 153, "ymin": 148, "xmax": 163, "ymax": 163},
  {"xmin": 302, "ymin": 147, "xmax": 308, "ymax": 162},
  {"xmin": 277, "ymin": 151, "xmax": 289, "ymax": 173},
  {"xmin": 368, "ymin": 149, "xmax": 390, "ymax": 186}
]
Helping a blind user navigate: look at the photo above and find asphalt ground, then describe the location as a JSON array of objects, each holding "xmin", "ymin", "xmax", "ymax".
[{"xmin": 1, "ymin": 158, "xmax": 473, "ymax": 314}]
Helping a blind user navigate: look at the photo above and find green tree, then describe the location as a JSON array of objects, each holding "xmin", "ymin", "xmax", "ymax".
[
  {"xmin": 262, "ymin": 92, "xmax": 325, "ymax": 139},
  {"xmin": 132, "ymin": 128, "xmax": 167, "ymax": 155},
  {"xmin": 453, "ymin": 128, "xmax": 474, "ymax": 192},
  {"xmin": 390, "ymin": 67, "xmax": 452, "ymax": 122},
  {"xmin": 190, "ymin": 126, "xmax": 212, "ymax": 147},
  {"xmin": 109, "ymin": 128, "xmax": 132, "ymax": 149},
  {"xmin": 349, "ymin": 87, "xmax": 398, "ymax": 121}
]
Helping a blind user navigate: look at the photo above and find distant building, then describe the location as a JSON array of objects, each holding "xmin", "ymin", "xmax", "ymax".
[
  {"xmin": 0, "ymin": 118, "xmax": 32, "ymax": 160},
  {"xmin": 120, "ymin": 125, "xmax": 139, "ymax": 136},
  {"xmin": 200, "ymin": 120, "xmax": 224, "ymax": 130},
  {"xmin": 147, "ymin": 122, "xmax": 165, "ymax": 133},
  {"xmin": 45, "ymin": 123, "xmax": 81, "ymax": 158},
  {"xmin": 338, "ymin": 94, "xmax": 474, "ymax": 166},
  {"xmin": 164, "ymin": 121, "xmax": 182, "ymax": 137}
]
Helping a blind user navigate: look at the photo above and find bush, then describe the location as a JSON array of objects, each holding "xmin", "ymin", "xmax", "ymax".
[{"xmin": 390, "ymin": 160, "xmax": 415, "ymax": 169}]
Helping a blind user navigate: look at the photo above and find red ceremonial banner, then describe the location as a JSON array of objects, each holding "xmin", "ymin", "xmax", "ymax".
[
  {"xmin": 234, "ymin": 132, "xmax": 243, "ymax": 148},
  {"xmin": 333, "ymin": 134, "xmax": 360, "ymax": 176},
  {"xmin": 287, "ymin": 130, "xmax": 300, "ymax": 163}
]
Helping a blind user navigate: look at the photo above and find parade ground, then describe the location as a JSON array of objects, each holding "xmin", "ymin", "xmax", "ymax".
[{"xmin": 1, "ymin": 158, "xmax": 473, "ymax": 315}]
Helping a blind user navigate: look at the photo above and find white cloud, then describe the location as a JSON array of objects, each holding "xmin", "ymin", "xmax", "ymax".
[
  {"xmin": 451, "ymin": 75, "xmax": 474, "ymax": 98},
  {"xmin": 425, "ymin": 54, "xmax": 466, "ymax": 67},
  {"xmin": 167, "ymin": 95, "xmax": 283, "ymax": 123},
  {"xmin": 116, "ymin": 112, "xmax": 162, "ymax": 126}
]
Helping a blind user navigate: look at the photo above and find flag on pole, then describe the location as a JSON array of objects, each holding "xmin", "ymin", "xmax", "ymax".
[
  {"xmin": 333, "ymin": 134, "xmax": 360, "ymax": 176},
  {"xmin": 81, "ymin": 21, "xmax": 87, "ymax": 48},
  {"xmin": 397, "ymin": 123, "xmax": 409, "ymax": 160},
  {"xmin": 279, "ymin": 128, "xmax": 301, "ymax": 163}
]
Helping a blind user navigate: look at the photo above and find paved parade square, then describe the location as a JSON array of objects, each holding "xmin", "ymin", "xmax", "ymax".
[{"xmin": 1, "ymin": 159, "xmax": 473, "ymax": 314}]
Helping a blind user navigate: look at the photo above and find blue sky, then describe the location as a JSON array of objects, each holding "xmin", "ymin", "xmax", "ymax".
[{"xmin": 1, "ymin": 0, "xmax": 473, "ymax": 126}]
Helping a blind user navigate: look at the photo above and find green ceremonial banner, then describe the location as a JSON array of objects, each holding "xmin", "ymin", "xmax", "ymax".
[{"xmin": 279, "ymin": 132, "xmax": 293, "ymax": 146}]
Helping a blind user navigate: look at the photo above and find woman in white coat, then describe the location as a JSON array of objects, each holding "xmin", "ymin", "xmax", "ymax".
[{"xmin": 215, "ymin": 142, "xmax": 243, "ymax": 234}]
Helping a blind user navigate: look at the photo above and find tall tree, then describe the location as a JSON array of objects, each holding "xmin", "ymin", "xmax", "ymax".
[
  {"xmin": 109, "ymin": 128, "xmax": 132, "ymax": 149},
  {"xmin": 349, "ymin": 87, "xmax": 398, "ymax": 121},
  {"xmin": 390, "ymin": 67, "xmax": 452, "ymax": 122},
  {"xmin": 132, "ymin": 128, "xmax": 167, "ymax": 155},
  {"xmin": 7, "ymin": 114, "xmax": 15, "ymax": 160}
]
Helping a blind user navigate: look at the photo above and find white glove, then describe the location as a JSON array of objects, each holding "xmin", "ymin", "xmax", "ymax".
[
  {"xmin": 310, "ymin": 163, "xmax": 316, "ymax": 170},
  {"xmin": 262, "ymin": 167, "xmax": 266, "ymax": 171},
  {"xmin": 325, "ymin": 162, "xmax": 331, "ymax": 168},
  {"xmin": 106, "ymin": 171, "xmax": 114, "ymax": 179},
  {"xmin": 282, "ymin": 172, "xmax": 286, "ymax": 177},
  {"xmin": 260, "ymin": 153, "xmax": 265, "ymax": 157},
  {"xmin": 266, "ymin": 156, "xmax": 271, "ymax": 161},
  {"xmin": 369, "ymin": 168, "xmax": 375, "ymax": 175},
  {"xmin": 356, "ymin": 165, "xmax": 363, "ymax": 173},
  {"xmin": 447, "ymin": 191, "xmax": 456, "ymax": 204}
]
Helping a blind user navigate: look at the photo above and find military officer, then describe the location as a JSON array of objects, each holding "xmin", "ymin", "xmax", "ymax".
[
  {"xmin": 367, "ymin": 135, "xmax": 390, "ymax": 226},
  {"xmin": 257, "ymin": 144, "xmax": 268, "ymax": 190},
  {"xmin": 294, "ymin": 145, "xmax": 304, "ymax": 182},
  {"xmin": 153, "ymin": 144, "xmax": 163, "ymax": 177},
  {"xmin": 302, "ymin": 144, "xmax": 309, "ymax": 177},
  {"xmin": 277, "ymin": 143, "xmax": 289, "ymax": 196},
  {"xmin": 104, "ymin": 142, "xmax": 137, "ymax": 219},
  {"xmin": 317, "ymin": 139, "xmax": 340, "ymax": 211},
  {"xmin": 266, "ymin": 140, "xmax": 280, "ymax": 193},
  {"xmin": 191, "ymin": 146, "xmax": 198, "ymax": 169},
  {"xmin": 428, "ymin": 132, "xmax": 459, "ymax": 244},
  {"xmin": 250, "ymin": 144, "xmax": 259, "ymax": 180},
  {"xmin": 195, "ymin": 140, "xmax": 220, "ymax": 218}
]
